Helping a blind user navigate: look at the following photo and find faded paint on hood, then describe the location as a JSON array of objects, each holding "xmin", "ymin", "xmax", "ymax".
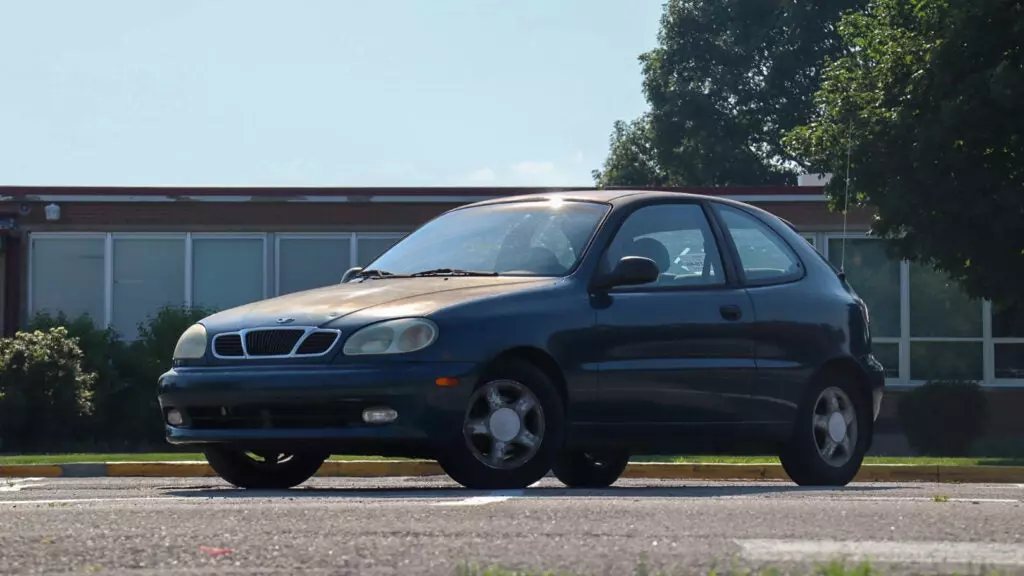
[{"xmin": 199, "ymin": 276, "xmax": 553, "ymax": 333}]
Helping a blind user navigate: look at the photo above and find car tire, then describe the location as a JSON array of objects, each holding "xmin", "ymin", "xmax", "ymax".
[
  {"xmin": 551, "ymin": 450, "xmax": 630, "ymax": 488},
  {"xmin": 779, "ymin": 369, "xmax": 870, "ymax": 486},
  {"xmin": 203, "ymin": 446, "xmax": 328, "ymax": 489},
  {"xmin": 437, "ymin": 357, "xmax": 565, "ymax": 490}
]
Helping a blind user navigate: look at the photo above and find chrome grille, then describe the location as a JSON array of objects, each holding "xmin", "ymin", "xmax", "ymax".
[{"xmin": 211, "ymin": 327, "xmax": 341, "ymax": 359}]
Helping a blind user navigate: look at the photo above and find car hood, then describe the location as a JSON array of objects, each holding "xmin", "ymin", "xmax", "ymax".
[{"xmin": 199, "ymin": 276, "xmax": 553, "ymax": 332}]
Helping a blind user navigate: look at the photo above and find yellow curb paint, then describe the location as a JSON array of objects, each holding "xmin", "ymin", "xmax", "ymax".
[
  {"xmin": 0, "ymin": 465, "xmax": 64, "ymax": 478},
  {"xmin": 316, "ymin": 460, "xmax": 445, "ymax": 477},
  {"xmin": 622, "ymin": 462, "xmax": 788, "ymax": 481},
  {"xmin": 105, "ymin": 462, "xmax": 216, "ymax": 477},
  {"xmin": 938, "ymin": 465, "xmax": 1024, "ymax": 484},
  {"xmin": 853, "ymin": 465, "xmax": 940, "ymax": 483}
]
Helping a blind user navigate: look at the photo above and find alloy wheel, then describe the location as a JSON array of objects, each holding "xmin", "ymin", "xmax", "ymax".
[
  {"xmin": 463, "ymin": 379, "xmax": 546, "ymax": 470},
  {"xmin": 812, "ymin": 386, "xmax": 858, "ymax": 468}
]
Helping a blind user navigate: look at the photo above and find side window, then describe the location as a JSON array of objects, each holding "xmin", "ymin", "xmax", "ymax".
[
  {"xmin": 602, "ymin": 203, "xmax": 725, "ymax": 288},
  {"xmin": 714, "ymin": 204, "xmax": 803, "ymax": 283}
]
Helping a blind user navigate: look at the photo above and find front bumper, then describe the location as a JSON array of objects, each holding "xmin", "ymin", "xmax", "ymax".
[
  {"xmin": 862, "ymin": 353, "xmax": 886, "ymax": 422},
  {"xmin": 157, "ymin": 362, "xmax": 479, "ymax": 449}
]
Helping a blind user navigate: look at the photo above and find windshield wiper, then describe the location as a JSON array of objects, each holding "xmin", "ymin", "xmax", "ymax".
[
  {"xmin": 355, "ymin": 269, "xmax": 406, "ymax": 280},
  {"xmin": 410, "ymin": 268, "xmax": 499, "ymax": 277}
]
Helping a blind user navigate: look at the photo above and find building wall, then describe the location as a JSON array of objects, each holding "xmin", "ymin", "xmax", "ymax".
[{"xmin": 6, "ymin": 189, "xmax": 1022, "ymax": 396}]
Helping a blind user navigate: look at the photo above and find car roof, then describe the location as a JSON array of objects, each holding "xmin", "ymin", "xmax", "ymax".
[{"xmin": 462, "ymin": 188, "xmax": 743, "ymax": 208}]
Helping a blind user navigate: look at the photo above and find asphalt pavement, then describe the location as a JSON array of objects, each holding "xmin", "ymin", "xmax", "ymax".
[{"xmin": 1, "ymin": 475, "xmax": 1023, "ymax": 575}]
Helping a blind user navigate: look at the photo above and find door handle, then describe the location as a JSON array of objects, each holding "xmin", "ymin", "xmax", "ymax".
[{"xmin": 720, "ymin": 305, "xmax": 742, "ymax": 321}]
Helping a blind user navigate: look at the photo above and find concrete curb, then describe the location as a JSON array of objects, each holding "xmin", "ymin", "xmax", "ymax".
[{"xmin": 4, "ymin": 460, "xmax": 1024, "ymax": 484}]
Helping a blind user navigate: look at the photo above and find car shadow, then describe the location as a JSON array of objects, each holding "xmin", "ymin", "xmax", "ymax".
[{"xmin": 161, "ymin": 483, "xmax": 895, "ymax": 500}]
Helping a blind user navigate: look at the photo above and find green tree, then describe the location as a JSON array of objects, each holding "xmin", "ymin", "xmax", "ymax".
[
  {"xmin": 594, "ymin": 0, "xmax": 867, "ymax": 187},
  {"xmin": 784, "ymin": 0, "xmax": 1024, "ymax": 307}
]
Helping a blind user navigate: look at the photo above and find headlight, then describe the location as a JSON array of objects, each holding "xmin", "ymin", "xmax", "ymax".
[
  {"xmin": 343, "ymin": 318, "xmax": 438, "ymax": 356},
  {"xmin": 173, "ymin": 323, "xmax": 208, "ymax": 360}
]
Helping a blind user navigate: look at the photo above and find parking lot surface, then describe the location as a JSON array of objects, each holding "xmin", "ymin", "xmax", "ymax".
[{"xmin": 1, "ymin": 476, "xmax": 1023, "ymax": 575}]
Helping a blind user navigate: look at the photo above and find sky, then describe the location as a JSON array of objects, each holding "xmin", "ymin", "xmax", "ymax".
[{"xmin": 0, "ymin": 0, "xmax": 665, "ymax": 188}]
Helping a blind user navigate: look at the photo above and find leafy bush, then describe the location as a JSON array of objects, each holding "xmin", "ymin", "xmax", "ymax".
[
  {"xmin": 21, "ymin": 305, "xmax": 215, "ymax": 451},
  {"xmin": 0, "ymin": 327, "xmax": 96, "ymax": 452},
  {"xmin": 897, "ymin": 379, "xmax": 988, "ymax": 456},
  {"xmin": 110, "ymin": 305, "xmax": 215, "ymax": 448},
  {"xmin": 27, "ymin": 311, "xmax": 127, "ymax": 449}
]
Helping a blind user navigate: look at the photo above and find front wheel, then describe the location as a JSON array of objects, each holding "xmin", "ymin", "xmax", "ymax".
[
  {"xmin": 552, "ymin": 450, "xmax": 630, "ymax": 488},
  {"xmin": 779, "ymin": 371, "xmax": 870, "ymax": 486},
  {"xmin": 203, "ymin": 446, "xmax": 328, "ymax": 489},
  {"xmin": 437, "ymin": 358, "xmax": 565, "ymax": 490}
]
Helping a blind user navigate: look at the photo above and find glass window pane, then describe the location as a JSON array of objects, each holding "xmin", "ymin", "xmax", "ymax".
[
  {"xmin": 30, "ymin": 237, "xmax": 106, "ymax": 324},
  {"xmin": 873, "ymin": 342, "xmax": 900, "ymax": 379},
  {"xmin": 192, "ymin": 238, "xmax": 265, "ymax": 312},
  {"xmin": 278, "ymin": 237, "xmax": 351, "ymax": 295},
  {"xmin": 910, "ymin": 342, "xmax": 983, "ymax": 381},
  {"xmin": 992, "ymin": 302, "xmax": 1024, "ymax": 338},
  {"xmin": 827, "ymin": 239, "xmax": 901, "ymax": 338},
  {"xmin": 357, "ymin": 236, "xmax": 403, "ymax": 268},
  {"xmin": 716, "ymin": 205, "xmax": 801, "ymax": 282},
  {"xmin": 603, "ymin": 203, "xmax": 725, "ymax": 287},
  {"xmin": 368, "ymin": 201, "xmax": 609, "ymax": 276},
  {"xmin": 112, "ymin": 237, "xmax": 186, "ymax": 339},
  {"xmin": 909, "ymin": 263, "xmax": 982, "ymax": 337},
  {"xmin": 995, "ymin": 344, "xmax": 1024, "ymax": 380}
]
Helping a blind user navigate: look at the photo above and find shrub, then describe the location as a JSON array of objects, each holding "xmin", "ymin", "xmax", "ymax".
[
  {"xmin": 0, "ymin": 327, "xmax": 96, "ymax": 452},
  {"xmin": 110, "ymin": 305, "xmax": 215, "ymax": 448},
  {"xmin": 897, "ymin": 379, "xmax": 988, "ymax": 456},
  {"xmin": 27, "ymin": 311, "xmax": 127, "ymax": 449},
  {"xmin": 24, "ymin": 305, "xmax": 215, "ymax": 451}
]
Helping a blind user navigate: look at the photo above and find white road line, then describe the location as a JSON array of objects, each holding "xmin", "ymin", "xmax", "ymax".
[
  {"xmin": 0, "ymin": 478, "xmax": 47, "ymax": 492},
  {"xmin": 842, "ymin": 496, "xmax": 1020, "ymax": 504},
  {"xmin": 0, "ymin": 497, "xmax": 189, "ymax": 506},
  {"xmin": 737, "ymin": 539, "xmax": 1024, "ymax": 567},
  {"xmin": 433, "ymin": 490, "xmax": 525, "ymax": 506},
  {"xmin": 433, "ymin": 483, "xmax": 544, "ymax": 507}
]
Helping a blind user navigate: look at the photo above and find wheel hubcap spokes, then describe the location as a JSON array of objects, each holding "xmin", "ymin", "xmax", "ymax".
[
  {"xmin": 245, "ymin": 451, "xmax": 295, "ymax": 468},
  {"xmin": 812, "ymin": 387, "xmax": 858, "ymax": 468},
  {"xmin": 464, "ymin": 379, "xmax": 545, "ymax": 470}
]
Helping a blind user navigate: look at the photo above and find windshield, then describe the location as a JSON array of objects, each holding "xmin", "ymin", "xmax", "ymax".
[{"xmin": 363, "ymin": 199, "xmax": 610, "ymax": 277}]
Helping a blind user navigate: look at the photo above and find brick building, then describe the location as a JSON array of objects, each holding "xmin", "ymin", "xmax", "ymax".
[{"xmin": 0, "ymin": 183, "xmax": 1021, "ymax": 448}]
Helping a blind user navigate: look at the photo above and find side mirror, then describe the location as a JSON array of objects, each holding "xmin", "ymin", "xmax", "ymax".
[
  {"xmin": 593, "ymin": 256, "xmax": 659, "ymax": 291},
  {"xmin": 340, "ymin": 266, "xmax": 363, "ymax": 283}
]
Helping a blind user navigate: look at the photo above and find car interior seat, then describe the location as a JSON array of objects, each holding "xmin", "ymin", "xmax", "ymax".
[{"xmin": 627, "ymin": 237, "xmax": 676, "ymax": 283}]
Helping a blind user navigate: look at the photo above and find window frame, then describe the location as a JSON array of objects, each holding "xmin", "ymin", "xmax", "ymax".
[
  {"xmin": 708, "ymin": 201, "xmax": 807, "ymax": 288},
  {"xmin": 26, "ymin": 232, "xmax": 109, "ymax": 326},
  {"xmin": 273, "ymin": 233, "xmax": 354, "ymax": 297},
  {"xmin": 589, "ymin": 198, "xmax": 741, "ymax": 294},
  {"xmin": 189, "ymin": 233, "xmax": 270, "ymax": 308},
  {"xmin": 27, "ymin": 231, "xmax": 271, "ymax": 338},
  {"xmin": 823, "ymin": 232, "xmax": 1022, "ymax": 388}
]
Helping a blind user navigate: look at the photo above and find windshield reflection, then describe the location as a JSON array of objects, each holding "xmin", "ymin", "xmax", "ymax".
[{"xmin": 363, "ymin": 199, "xmax": 610, "ymax": 278}]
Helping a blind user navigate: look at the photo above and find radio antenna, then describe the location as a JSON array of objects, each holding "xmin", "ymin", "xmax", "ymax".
[{"xmin": 839, "ymin": 118, "xmax": 853, "ymax": 274}]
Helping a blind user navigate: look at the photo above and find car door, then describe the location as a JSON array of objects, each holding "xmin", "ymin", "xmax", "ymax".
[
  {"xmin": 591, "ymin": 200, "xmax": 759, "ymax": 427},
  {"xmin": 709, "ymin": 202, "xmax": 819, "ymax": 424}
]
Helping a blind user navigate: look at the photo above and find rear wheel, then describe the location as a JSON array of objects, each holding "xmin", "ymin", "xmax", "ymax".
[
  {"xmin": 779, "ymin": 370, "xmax": 869, "ymax": 486},
  {"xmin": 203, "ymin": 446, "xmax": 328, "ymax": 489},
  {"xmin": 552, "ymin": 450, "xmax": 630, "ymax": 488},
  {"xmin": 437, "ymin": 358, "xmax": 565, "ymax": 490}
]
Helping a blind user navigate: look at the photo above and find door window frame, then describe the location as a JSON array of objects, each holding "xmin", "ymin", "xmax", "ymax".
[
  {"xmin": 707, "ymin": 201, "xmax": 807, "ymax": 288},
  {"xmin": 588, "ymin": 198, "xmax": 743, "ymax": 294}
]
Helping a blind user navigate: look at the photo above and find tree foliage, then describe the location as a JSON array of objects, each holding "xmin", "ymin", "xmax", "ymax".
[
  {"xmin": 784, "ymin": 0, "xmax": 1024, "ymax": 307},
  {"xmin": 594, "ymin": 0, "xmax": 867, "ymax": 187}
]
